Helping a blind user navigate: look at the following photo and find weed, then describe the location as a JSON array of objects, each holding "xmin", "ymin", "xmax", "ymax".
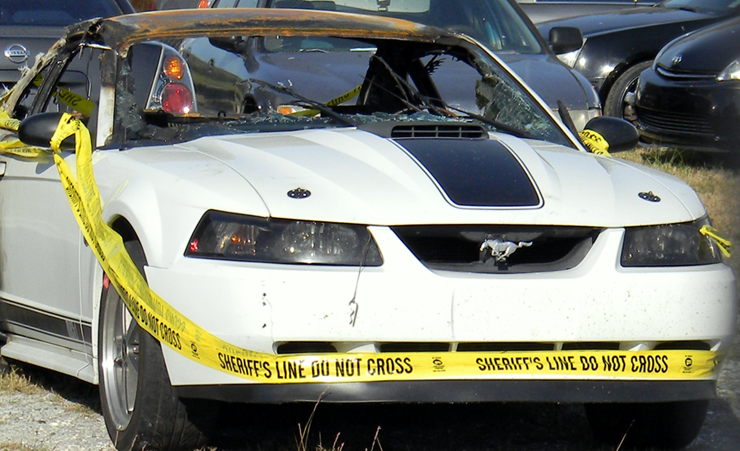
[{"xmin": 0, "ymin": 367, "xmax": 45, "ymax": 396}]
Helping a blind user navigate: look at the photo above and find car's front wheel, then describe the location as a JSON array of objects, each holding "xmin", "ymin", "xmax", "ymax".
[
  {"xmin": 585, "ymin": 400, "xmax": 708, "ymax": 449},
  {"xmin": 98, "ymin": 235, "xmax": 211, "ymax": 451},
  {"xmin": 603, "ymin": 60, "xmax": 653, "ymax": 122}
]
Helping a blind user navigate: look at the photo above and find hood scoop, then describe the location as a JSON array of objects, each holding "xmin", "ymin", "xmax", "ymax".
[{"xmin": 358, "ymin": 121, "xmax": 488, "ymax": 139}]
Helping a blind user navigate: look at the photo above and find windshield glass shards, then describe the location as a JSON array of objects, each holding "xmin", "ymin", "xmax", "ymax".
[{"xmin": 114, "ymin": 34, "xmax": 570, "ymax": 147}]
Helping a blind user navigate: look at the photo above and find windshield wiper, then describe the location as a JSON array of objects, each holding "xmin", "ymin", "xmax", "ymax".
[
  {"xmin": 367, "ymin": 56, "xmax": 532, "ymax": 137},
  {"xmin": 251, "ymin": 79, "xmax": 355, "ymax": 127},
  {"xmin": 370, "ymin": 55, "xmax": 456, "ymax": 118}
]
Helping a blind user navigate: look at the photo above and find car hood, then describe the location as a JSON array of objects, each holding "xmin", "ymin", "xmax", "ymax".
[
  {"xmin": 178, "ymin": 128, "xmax": 702, "ymax": 227},
  {"xmin": 657, "ymin": 17, "xmax": 740, "ymax": 73},
  {"xmin": 500, "ymin": 53, "xmax": 589, "ymax": 110},
  {"xmin": 538, "ymin": 6, "xmax": 713, "ymax": 38}
]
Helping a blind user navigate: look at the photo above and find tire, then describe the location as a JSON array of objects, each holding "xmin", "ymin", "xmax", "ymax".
[
  {"xmin": 603, "ymin": 60, "xmax": 653, "ymax": 122},
  {"xmin": 98, "ymin": 235, "xmax": 211, "ymax": 451},
  {"xmin": 585, "ymin": 400, "xmax": 709, "ymax": 449}
]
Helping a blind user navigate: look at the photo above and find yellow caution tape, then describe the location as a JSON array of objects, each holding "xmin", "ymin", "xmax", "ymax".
[
  {"xmin": 579, "ymin": 129, "xmax": 611, "ymax": 156},
  {"xmin": 0, "ymin": 108, "xmax": 20, "ymax": 132},
  {"xmin": 31, "ymin": 74, "xmax": 96, "ymax": 118},
  {"xmin": 700, "ymin": 225, "xmax": 732, "ymax": 258},
  {"xmin": 0, "ymin": 109, "xmax": 46, "ymax": 157},
  {"xmin": 0, "ymin": 138, "xmax": 47, "ymax": 158},
  {"xmin": 288, "ymin": 84, "xmax": 362, "ymax": 117},
  {"xmin": 0, "ymin": 112, "xmax": 723, "ymax": 384}
]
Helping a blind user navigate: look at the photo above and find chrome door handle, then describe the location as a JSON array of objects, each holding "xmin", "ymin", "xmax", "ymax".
[{"xmin": 0, "ymin": 161, "xmax": 5, "ymax": 176}]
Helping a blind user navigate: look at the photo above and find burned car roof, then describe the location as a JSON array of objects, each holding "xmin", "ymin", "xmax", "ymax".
[
  {"xmin": 4, "ymin": 9, "xmax": 501, "ymax": 122},
  {"xmin": 99, "ymin": 8, "xmax": 456, "ymax": 51}
]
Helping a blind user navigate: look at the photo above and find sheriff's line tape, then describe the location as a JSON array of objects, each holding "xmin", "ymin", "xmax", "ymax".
[
  {"xmin": 0, "ymin": 108, "xmax": 727, "ymax": 384},
  {"xmin": 579, "ymin": 129, "xmax": 611, "ymax": 156},
  {"xmin": 288, "ymin": 84, "xmax": 363, "ymax": 117},
  {"xmin": 700, "ymin": 225, "xmax": 732, "ymax": 258},
  {"xmin": 33, "ymin": 73, "xmax": 95, "ymax": 118}
]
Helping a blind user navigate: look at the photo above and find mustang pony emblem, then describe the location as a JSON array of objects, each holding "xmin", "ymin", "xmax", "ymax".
[{"xmin": 480, "ymin": 238, "xmax": 533, "ymax": 263}]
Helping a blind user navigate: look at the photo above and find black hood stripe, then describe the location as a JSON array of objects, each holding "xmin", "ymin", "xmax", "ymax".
[{"xmin": 396, "ymin": 138, "xmax": 540, "ymax": 207}]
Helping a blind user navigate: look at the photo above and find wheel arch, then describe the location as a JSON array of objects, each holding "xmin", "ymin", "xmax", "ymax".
[{"xmin": 598, "ymin": 52, "xmax": 657, "ymax": 103}]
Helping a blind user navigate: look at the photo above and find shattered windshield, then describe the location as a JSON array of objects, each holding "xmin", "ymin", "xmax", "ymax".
[{"xmin": 114, "ymin": 34, "xmax": 570, "ymax": 147}]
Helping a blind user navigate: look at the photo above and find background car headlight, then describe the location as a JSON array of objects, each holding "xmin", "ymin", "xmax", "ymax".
[
  {"xmin": 621, "ymin": 218, "xmax": 722, "ymax": 267},
  {"xmin": 557, "ymin": 49, "xmax": 580, "ymax": 68},
  {"xmin": 186, "ymin": 210, "xmax": 383, "ymax": 266},
  {"xmin": 718, "ymin": 59, "xmax": 740, "ymax": 81}
]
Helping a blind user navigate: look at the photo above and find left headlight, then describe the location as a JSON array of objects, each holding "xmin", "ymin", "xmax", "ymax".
[
  {"xmin": 621, "ymin": 218, "xmax": 722, "ymax": 267},
  {"xmin": 185, "ymin": 210, "xmax": 383, "ymax": 266}
]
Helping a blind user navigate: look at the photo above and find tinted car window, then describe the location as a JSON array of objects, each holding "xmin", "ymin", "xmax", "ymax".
[
  {"xmin": 661, "ymin": 0, "xmax": 740, "ymax": 13},
  {"xmin": 0, "ymin": 0, "xmax": 123, "ymax": 26},
  {"xmin": 266, "ymin": 0, "xmax": 543, "ymax": 54}
]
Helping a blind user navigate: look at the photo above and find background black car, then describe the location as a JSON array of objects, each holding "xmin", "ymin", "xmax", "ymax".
[
  {"xmin": 537, "ymin": 0, "xmax": 740, "ymax": 120},
  {"xmin": 634, "ymin": 16, "xmax": 740, "ymax": 154},
  {"xmin": 516, "ymin": 0, "xmax": 657, "ymax": 24},
  {"xmin": 0, "ymin": 0, "xmax": 134, "ymax": 106},
  {"xmin": 181, "ymin": 0, "xmax": 601, "ymax": 130}
]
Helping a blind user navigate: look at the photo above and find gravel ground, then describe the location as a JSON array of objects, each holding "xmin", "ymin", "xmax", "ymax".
[{"xmin": 1, "ymin": 325, "xmax": 739, "ymax": 451}]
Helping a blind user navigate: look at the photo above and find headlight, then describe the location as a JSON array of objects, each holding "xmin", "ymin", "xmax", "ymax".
[
  {"xmin": 186, "ymin": 210, "xmax": 383, "ymax": 266},
  {"xmin": 621, "ymin": 219, "xmax": 722, "ymax": 267},
  {"xmin": 718, "ymin": 59, "xmax": 740, "ymax": 81}
]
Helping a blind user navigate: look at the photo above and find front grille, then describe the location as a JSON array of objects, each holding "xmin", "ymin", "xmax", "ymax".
[
  {"xmin": 391, "ymin": 124, "xmax": 487, "ymax": 139},
  {"xmin": 636, "ymin": 106, "xmax": 713, "ymax": 136},
  {"xmin": 656, "ymin": 66, "xmax": 716, "ymax": 80},
  {"xmin": 392, "ymin": 225, "xmax": 601, "ymax": 273}
]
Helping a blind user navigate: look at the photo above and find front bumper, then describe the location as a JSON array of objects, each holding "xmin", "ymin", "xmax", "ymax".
[
  {"xmin": 635, "ymin": 69, "xmax": 740, "ymax": 153},
  {"xmin": 176, "ymin": 379, "xmax": 717, "ymax": 404},
  {"xmin": 146, "ymin": 227, "xmax": 737, "ymax": 401}
]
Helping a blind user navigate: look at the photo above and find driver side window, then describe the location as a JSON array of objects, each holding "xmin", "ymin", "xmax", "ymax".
[{"xmin": 33, "ymin": 46, "xmax": 104, "ymax": 141}]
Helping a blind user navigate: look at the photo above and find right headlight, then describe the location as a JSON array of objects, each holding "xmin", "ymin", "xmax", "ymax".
[
  {"xmin": 718, "ymin": 59, "xmax": 740, "ymax": 81},
  {"xmin": 186, "ymin": 210, "xmax": 383, "ymax": 266},
  {"xmin": 621, "ymin": 218, "xmax": 722, "ymax": 267}
]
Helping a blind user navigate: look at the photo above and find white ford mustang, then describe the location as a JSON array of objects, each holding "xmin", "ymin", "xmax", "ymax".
[{"xmin": 0, "ymin": 9, "xmax": 735, "ymax": 451}]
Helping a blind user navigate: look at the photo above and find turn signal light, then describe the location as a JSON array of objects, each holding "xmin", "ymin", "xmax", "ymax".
[{"xmin": 164, "ymin": 55, "xmax": 185, "ymax": 81}]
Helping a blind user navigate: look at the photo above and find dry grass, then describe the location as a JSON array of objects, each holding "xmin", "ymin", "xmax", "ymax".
[
  {"xmin": 0, "ymin": 360, "xmax": 99, "ymax": 417},
  {"xmin": 0, "ymin": 443, "xmax": 50, "ymax": 451},
  {"xmin": 618, "ymin": 147, "xmax": 740, "ymax": 287},
  {"xmin": 0, "ymin": 366, "xmax": 45, "ymax": 396}
]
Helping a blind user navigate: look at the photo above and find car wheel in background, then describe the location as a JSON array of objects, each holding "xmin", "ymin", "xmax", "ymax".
[
  {"xmin": 98, "ymin": 234, "xmax": 211, "ymax": 451},
  {"xmin": 585, "ymin": 400, "xmax": 708, "ymax": 449},
  {"xmin": 603, "ymin": 60, "xmax": 653, "ymax": 122}
]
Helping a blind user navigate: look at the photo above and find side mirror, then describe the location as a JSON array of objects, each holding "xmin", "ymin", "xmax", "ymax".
[
  {"xmin": 549, "ymin": 26, "xmax": 583, "ymax": 55},
  {"xmin": 582, "ymin": 116, "xmax": 639, "ymax": 153},
  {"xmin": 208, "ymin": 36, "xmax": 248, "ymax": 54},
  {"xmin": 18, "ymin": 112, "xmax": 75, "ymax": 150}
]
